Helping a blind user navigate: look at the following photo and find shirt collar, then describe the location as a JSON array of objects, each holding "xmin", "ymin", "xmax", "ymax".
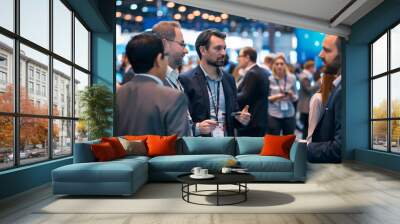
[
  {"xmin": 333, "ymin": 75, "xmax": 341, "ymax": 87},
  {"xmin": 200, "ymin": 64, "xmax": 223, "ymax": 81},
  {"xmin": 166, "ymin": 66, "xmax": 179, "ymax": 83},
  {"xmin": 244, "ymin": 63, "xmax": 257, "ymax": 73},
  {"xmin": 302, "ymin": 69, "xmax": 312, "ymax": 77},
  {"xmin": 135, "ymin": 73, "xmax": 163, "ymax": 86}
]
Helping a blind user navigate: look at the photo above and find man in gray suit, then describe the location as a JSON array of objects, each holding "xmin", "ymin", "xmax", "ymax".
[
  {"xmin": 116, "ymin": 32, "xmax": 191, "ymax": 136},
  {"xmin": 152, "ymin": 21, "xmax": 194, "ymax": 135}
]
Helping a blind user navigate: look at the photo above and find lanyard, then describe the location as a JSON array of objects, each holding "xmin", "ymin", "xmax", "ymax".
[
  {"xmin": 206, "ymin": 80, "xmax": 221, "ymax": 122},
  {"xmin": 274, "ymin": 75, "xmax": 287, "ymax": 93},
  {"xmin": 165, "ymin": 76, "xmax": 184, "ymax": 92}
]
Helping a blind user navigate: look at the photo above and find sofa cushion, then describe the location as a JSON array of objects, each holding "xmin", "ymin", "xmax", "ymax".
[
  {"xmin": 115, "ymin": 155, "xmax": 150, "ymax": 163},
  {"xmin": 53, "ymin": 159, "xmax": 147, "ymax": 183},
  {"xmin": 236, "ymin": 155, "xmax": 293, "ymax": 172},
  {"xmin": 148, "ymin": 154, "xmax": 235, "ymax": 172},
  {"xmin": 235, "ymin": 137, "xmax": 263, "ymax": 155},
  {"xmin": 53, "ymin": 163, "xmax": 133, "ymax": 183},
  {"xmin": 178, "ymin": 137, "xmax": 235, "ymax": 155}
]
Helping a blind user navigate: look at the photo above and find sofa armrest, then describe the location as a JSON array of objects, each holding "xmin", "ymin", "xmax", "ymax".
[
  {"xmin": 73, "ymin": 140, "xmax": 100, "ymax": 163},
  {"xmin": 289, "ymin": 141, "xmax": 307, "ymax": 181}
]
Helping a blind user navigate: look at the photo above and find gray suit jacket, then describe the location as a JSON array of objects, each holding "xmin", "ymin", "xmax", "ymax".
[{"xmin": 116, "ymin": 75, "xmax": 190, "ymax": 137}]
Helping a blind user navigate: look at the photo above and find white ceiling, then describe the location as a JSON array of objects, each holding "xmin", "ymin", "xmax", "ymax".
[{"xmin": 172, "ymin": 0, "xmax": 384, "ymax": 38}]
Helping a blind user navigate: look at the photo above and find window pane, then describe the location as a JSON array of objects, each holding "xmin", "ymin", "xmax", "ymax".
[
  {"xmin": 74, "ymin": 69, "xmax": 89, "ymax": 118},
  {"xmin": 372, "ymin": 77, "xmax": 387, "ymax": 119},
  {"xmin": 391, "ymin": 120, "xmax": 400, "ymax": 153},
  {"xmin": 391, "ymin": 24, "xmax": 400, "ymax": 70},
  {"xmin": 75, "ymin": 120, "xmax": 88, "ymax": 143},
  {"xmin": 372, "ymin": 121, "xmax": 388, "ymax": 151},
  {"xmin": 0, "ymin": 0, "xmax": 14, "ymax": 31},
  {"xmin": 74, "ymin": 18, "xmax": 89, "ymax": 70},
  {"xmin": 20, "ymin": 117, "xmax": 49, "ymax": 165},
  {"xmin": 53, "ymin": 0, "xmax": 72, "ymax": 60},
  {"xmin": 20, "ymin": 44, "xmax": 49, "ymax": 115},
  {"xmin": 391, "ymin": 72, "xmax": 400, "ymax": 118},
  {"xmin": 372, "ymin": 33, "xmax": 387, "ymax": 76},
  {"xmin": 0, "ymin": 116, "xmax": 13, "ymax": 170},
  {"xmin": 0, "ymin": 35, "xmax": 14, "ymax": 113},
  {"xmin": 53, "ymin": 59, "xmax": 72, "ymax": 117},
  {"xmin": 20, "ymin": 0, "xmax": 49, "ymax": 49},
  {"xmin": 53, "ymin": 119, "xmax": 72, "ymax": 158}
]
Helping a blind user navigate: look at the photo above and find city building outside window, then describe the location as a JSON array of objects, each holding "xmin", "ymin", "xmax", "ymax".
[
  {"xmin": 0, "ymin": 54, "xmax": 7, "ymax": 90},
  {"xmin": 0, "ymin": 0, "xmax": 91, "ymax": 170},
  {"xmin": 370, "ymin": 22, "xmax": 400, "ymax": 154},
  {"xmin": 28, "ymin": 81, "xmax": 34, "ymax": 94}
]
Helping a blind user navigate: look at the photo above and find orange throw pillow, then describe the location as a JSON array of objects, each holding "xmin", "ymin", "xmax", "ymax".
[
  {"xmin": 124, "ymin": 135, "xmax": 148, "ymax": 141},
  {"xmin": 146, "ymin": 135, "xmax": 177, "ymax": 157},
  {"xmin": 101, "ymin": 137, "xmax": 126, "ymax": 158},
  {"xmin": 260, "ymin": 134, "xmax": 296, "ymax": 159},
  {"xmin": 91, "ymin": 142, "xmax": 117, "ymax": 161}
]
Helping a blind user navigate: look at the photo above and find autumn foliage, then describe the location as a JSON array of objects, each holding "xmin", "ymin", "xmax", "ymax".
[
  {"xmin": 0, "ymin": 84, "xmax": 59, "ymax": 150},
  {"xmin": 372, "ymin": 99, "xmax": 400, "ymax": 142}
]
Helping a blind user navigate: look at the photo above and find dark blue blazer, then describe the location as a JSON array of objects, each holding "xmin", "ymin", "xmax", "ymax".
[
  {"xmin": 179, "ymin": 65, "xmax": 240, "ymax": 136},
  {"xmin": 307, "ymin": 84, "xmax": 342, "ymax": 163}
]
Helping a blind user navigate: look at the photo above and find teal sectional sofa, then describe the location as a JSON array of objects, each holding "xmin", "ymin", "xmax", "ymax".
[{"xmin": 52, "ymin": 137, "xmax": 307, "ymax": 196}]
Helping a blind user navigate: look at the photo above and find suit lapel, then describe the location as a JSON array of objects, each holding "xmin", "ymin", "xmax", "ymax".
[
  {"xmin": 221, "ymin": 73, "xmax": 231, "ymax": 114},
  {"xmin": 238, "ymin": 65, "xmax": 257, "ymax": 90},
  {"xmin": 194, "ymin": 66, "xmax": 211, "ymax": 117},
  {"xmin": 320, "ymin": 84, "xmax": 341, "ymax": 119}
]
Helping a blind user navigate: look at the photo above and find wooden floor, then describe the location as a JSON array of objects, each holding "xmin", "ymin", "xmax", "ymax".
[{"xmin": 1, "ymin": 161, "xmax": 400, "ymax": 224}]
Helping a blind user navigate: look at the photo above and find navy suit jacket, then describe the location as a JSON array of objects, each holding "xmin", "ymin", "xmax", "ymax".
[
  {"xmin": 179, "ymin": 65, "xmax": 240, "ymax": 136},
  {"xmin": 237, "ymin": 65, "xmax": 270, "ymax": 129},
  {"xmin": 307, "ymin": 84, "xmax": 342, "ymax": 163}
]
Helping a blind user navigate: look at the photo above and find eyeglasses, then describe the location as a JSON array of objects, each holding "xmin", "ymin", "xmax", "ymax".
[{"xmin": 166, "ymin": 39, "xmax": 186, "ymax": 48}]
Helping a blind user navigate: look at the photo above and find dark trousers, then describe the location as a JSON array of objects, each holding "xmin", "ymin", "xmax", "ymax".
[
  {"xmin": 267, "ymin": 116, "xmax": 296, "ymax": 135},
  {"xmin": 237, "ymin": 127, "xmax": 265, "ymax": 137},
  {"xmin": 300, "ymin": 113, "xmax": 309, "ymax": 139}
]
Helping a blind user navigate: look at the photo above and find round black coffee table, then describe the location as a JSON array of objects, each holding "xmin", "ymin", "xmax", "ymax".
[{"xmin": 177, "ymin": 173, "xmax": 255, "ymax": 206}]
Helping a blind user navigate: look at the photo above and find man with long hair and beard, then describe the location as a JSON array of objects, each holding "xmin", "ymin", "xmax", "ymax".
[
  {"xmin": 307, "ymin": 35, "xmax": 342, "ymax": 163},
  {"xmin": 180, "ymin": 29, "xmax": 251, "ymax": 137}
]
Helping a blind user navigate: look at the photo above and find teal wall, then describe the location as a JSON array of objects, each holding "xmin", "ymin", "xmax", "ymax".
[
  {"xmin": 346, "ymin": 0, "xmax": 400, "ymax": 171},
  {"xmin": 92, "ymin": 32, "xmax": 115, "ymax": 135},
  {"xmin": 0, "ymin": 0, "xmax": 115, "ymax": 200},
  {"xmin": 92, "ymin": 33, "xmax": 114, "ymax": 88},
  {"xmin": 0, "ymin": 158, "xmax": 72, "ymax": 199}
]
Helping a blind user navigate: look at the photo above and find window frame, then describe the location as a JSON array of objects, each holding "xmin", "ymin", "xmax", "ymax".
[
  {"xmin": 0, "ymin": 0, "xmax": 92, "ymax": 171},
  {"xmin": 370, "ymin": 20, "xmax": 400, "ymax": 154}
]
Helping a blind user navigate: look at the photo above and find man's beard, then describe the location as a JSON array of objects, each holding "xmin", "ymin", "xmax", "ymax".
[
  {"xmin": 206, "ymin": 57, "xmax": 225, "ymax": 67},
  {"xmin": 171, "ymin": 55, "xmax": 183, "ymax": 68},
  {"xmin": 324, "ymin": 55, "xmax": 341, "ymax": 75}
]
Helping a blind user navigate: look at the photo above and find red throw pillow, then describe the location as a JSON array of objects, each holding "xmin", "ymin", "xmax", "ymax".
[
  {"xmin": 146, "ymin": 135, "xmax": 177, "ymax": 157},
  {"xmin": 101, "ymin": 137, "xmax": 126, "ymax": 158},
  {"xmin": 260, "ymin": 134, "xmax": 296, "ymax": 159},
  {"xmin": 91, "ymin": 142, "xmax": 117, "ymax": 161}
]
